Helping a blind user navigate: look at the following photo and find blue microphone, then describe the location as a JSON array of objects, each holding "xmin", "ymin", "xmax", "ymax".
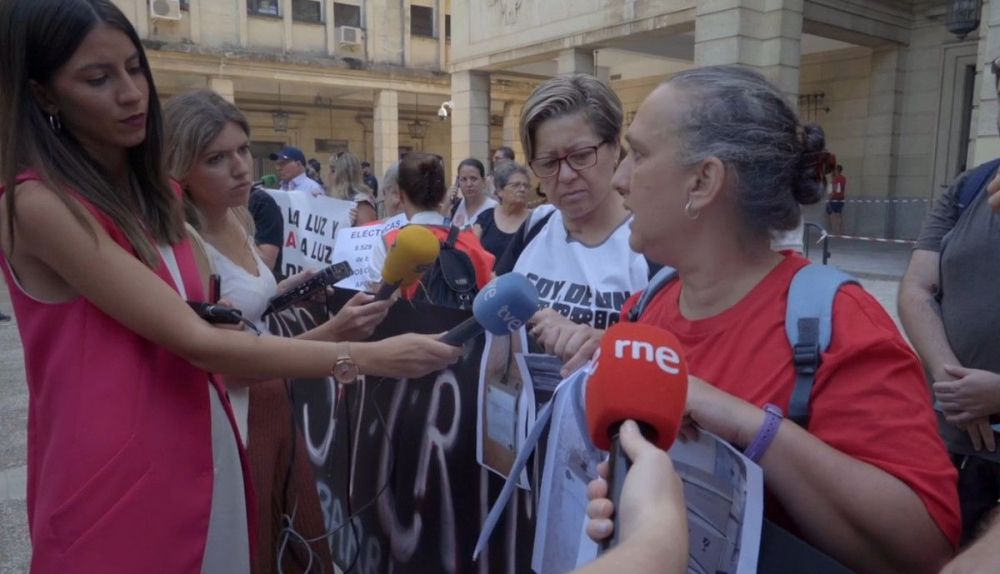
[{"xmin": 439, "ymin": 273, "xmax": 539, "ymax": 346}]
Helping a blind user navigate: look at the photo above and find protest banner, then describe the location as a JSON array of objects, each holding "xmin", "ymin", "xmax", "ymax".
[
  {"xmin": 332, "ymin": 213, "xmax": 408, "ymax": 291},
  {"xmin": 264, "ymin": 189, "xmax": 355, "ymax": 278},
  {"xmin": 265, "ymin": 293, "xmax": 540, "ymax": 574}
]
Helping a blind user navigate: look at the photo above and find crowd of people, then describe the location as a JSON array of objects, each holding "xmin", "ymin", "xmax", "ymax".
[{"xmin": 3, "ymin": 1, "xmax": 1000, "ymax": 573}]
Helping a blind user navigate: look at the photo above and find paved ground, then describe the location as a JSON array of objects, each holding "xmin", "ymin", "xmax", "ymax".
[
  {"xmin": 0, "ymin": 239, "xmax": 914, "ymax": 573},
  {"xmin": 0, "ymin": 272, "xmax": 30, "ymax": 574}
]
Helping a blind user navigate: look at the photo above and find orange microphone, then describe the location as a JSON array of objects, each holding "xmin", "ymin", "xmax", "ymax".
[{"xmin": 586, "ymin": 321, "xmax": 689, "ymax": 551}]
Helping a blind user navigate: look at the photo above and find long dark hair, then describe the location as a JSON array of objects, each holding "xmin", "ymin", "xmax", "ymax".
[{"xmin": 0, "ymin": 0, "xmax": 184, "ymax": 267}]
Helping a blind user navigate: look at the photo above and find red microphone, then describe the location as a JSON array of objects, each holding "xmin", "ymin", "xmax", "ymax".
[{"xmin": 586, "ymin": 321, "xmax": 689, "ymax": 551}]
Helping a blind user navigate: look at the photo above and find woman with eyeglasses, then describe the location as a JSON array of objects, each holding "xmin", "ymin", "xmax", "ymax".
[
  {"xmin": 495, "ymin": 74, "xmax": 652, "ymax": 355},
  {"xmin": 473, "ymin": 161, "xmax": 532, "ymax": 261}
]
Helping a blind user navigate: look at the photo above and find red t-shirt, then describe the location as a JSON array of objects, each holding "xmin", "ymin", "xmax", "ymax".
[
  {"xmin": 622, "ymin": 252, "xmax": 960, "ymax": 547},
  {"xmin": 831, "ymin": 174, "xmax": 847, "ymax": 200}
]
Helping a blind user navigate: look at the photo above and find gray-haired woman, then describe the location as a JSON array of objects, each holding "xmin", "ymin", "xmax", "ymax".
[
  {"xmin": 473, "ymin": 161, "xmax": 532, "ymax": 261},
  {"xmin": 565, "ymin": 65, "xmax": 959, "ymax": 574}
]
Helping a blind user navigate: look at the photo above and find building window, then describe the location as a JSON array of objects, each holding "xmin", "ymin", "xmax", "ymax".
[
  {"xmin": 292, "ymin": 0, "xmax": 323, "ymax": 22},
  {"xmin": 411, "ymin": 5, "xmax": 434, "ymax": 38},
  {"xmin": 445, "ymin": 15, "xmax": 451, "ymax": 39},
  {"xmin": 334, "ymin": 2, "xmax": 362, "ymax": 28},
  {"xmin": 248, "ymin": 0, "xmax": 280, "ymax": 17},
  {"xmin": 179, "ymin": 0, "xmax": 190, "ymax": 10}
]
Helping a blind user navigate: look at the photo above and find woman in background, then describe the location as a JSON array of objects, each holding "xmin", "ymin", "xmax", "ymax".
[
  {"xmin": 329, "ymin": 151, "xmax": 377, "ymax": 226},
  {"xmin": 450, "ymin": 158, "xmax": 497, "ymax": 228},
  {"xmin": 368, "ymin": 153, "xmax": 494, "ymax": 295},
  {"xmin": 473, "ymin": 161, "xmax": 532, "ymax": 261}
]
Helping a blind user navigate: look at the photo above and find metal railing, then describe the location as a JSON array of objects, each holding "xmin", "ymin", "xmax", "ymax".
[{"xmin": 803, "ymin": 222, "xmax": 830, "ymax": 265}]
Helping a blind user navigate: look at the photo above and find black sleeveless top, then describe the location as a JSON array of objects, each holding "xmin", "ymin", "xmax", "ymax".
[{"xmin": 475, "ymin": 207, "xmax": 517, "ymax": 262}]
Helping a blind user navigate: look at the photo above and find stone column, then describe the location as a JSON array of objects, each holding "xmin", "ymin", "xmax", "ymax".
[
  {"xmin": 374, "ymin": 90, "xmax": 400, "ymax": 185},
  {"xmin": 502, "ymin": 101, "xmax": 524, "ymax": 163},
  {"xmin": 282, "ymin": 0, "xmax": 294, "ymax": 52},
  {"xmin": 865, "ymin": 46, "xmax": 905, "ymax": 238},
  {"xmin": 694, "ymin": 0, "xmax": 803, "ymax": 103},
  {"xmin": 556, "ymin": 48, "xmax": 595, "ymax": 76},
  {"xmin": 451, "ymin": 70, "xmax": 491, "ymax": 168},
  {"xmin": 209, "ymin": 77, "xmax": 236, "ymax": 103}
]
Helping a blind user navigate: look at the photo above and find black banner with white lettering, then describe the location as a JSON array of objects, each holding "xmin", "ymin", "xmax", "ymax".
[{"xmin": 266, "ymin": 293, "xmax": 537, "ymax": 574}]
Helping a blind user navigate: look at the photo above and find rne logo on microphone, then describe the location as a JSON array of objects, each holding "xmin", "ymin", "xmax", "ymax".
[{"xmin": 614, "ymin": 339, "xmax": 681, "ymax": 375}]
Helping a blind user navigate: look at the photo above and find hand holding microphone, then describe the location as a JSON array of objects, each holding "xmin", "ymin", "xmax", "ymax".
[
  {"xmin": 585, "ymin": 322, "xmax": 689, "ymax": 553},
  {"xmin": 439, "ymin": 272, "xmax": 539, "ymax": 346},
  {"xmin": 581, "ymin": 420, "xmax": 688, "ymax": 574},
  {"xmin": 375, "ymin": 225, "xmax": 441, "ymax": 301}
]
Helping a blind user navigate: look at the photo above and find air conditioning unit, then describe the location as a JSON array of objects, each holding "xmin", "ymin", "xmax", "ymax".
[
  {"xmin": 150, "ymin": 0, "xmax": 182, "ymax": 21},
  {"xmin": 336, "ymin": 26, "xmax": 363, "ymax": 47}
]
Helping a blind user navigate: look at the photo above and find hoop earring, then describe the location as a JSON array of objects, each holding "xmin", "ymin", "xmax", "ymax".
[
  {"xmin": 684, "ymin": 199, "xmax": 700, "ymax": 220},
  {"xmin": 47, "ymin": 113, "xmax": 62, "ymax": 133}
]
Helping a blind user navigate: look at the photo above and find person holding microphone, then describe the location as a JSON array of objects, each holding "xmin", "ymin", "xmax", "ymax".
[{"xmin": 0, "ymin": 1, "xmax": 460, "ymax": 572}]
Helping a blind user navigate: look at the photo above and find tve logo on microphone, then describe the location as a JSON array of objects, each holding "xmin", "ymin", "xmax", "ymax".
[{"xmin": 495, "ymin": 304, "xmax": 524, "ymax": 331}]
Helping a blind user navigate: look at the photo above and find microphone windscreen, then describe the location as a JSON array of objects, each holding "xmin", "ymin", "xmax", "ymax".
[
  {"xmin": 472, "ymin": 273, "xmax": 539, "ymax": 335},
  {"xmin": 585, "ymin": 322, "xmax": 688, "ymax": 451},
  {"xmin": 383, "ymin": 225, "xmax": 441, "ymax": 286}
]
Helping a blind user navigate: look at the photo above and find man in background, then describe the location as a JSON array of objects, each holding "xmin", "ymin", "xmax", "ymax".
[{"xmin": 270, "ymin": 146, "xmax": 324, "ymax": 197}]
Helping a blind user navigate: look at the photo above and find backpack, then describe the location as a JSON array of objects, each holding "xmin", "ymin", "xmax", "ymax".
[
  {"xmin": 414, "ymin": 226, "xmax": 479, "ymax": 310},
  {"xmin": 954, "ymin": 158, "xmax": 1000, "ymax": 221},
  {"xmin": 628, "ymin": 263, "xmax": 857, "ymax": 428}
]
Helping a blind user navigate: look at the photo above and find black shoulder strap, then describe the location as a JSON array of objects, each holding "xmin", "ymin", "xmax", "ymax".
[
  {"xmin": 522, "ymin": 209, "xmax": 556, "ymax": 245},
  {"xmin": 445, "ymin": 225, "xmax": 461, "ymax": 248}
]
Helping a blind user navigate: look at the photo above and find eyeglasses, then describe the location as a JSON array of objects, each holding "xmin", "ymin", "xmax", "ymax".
[{"xmin": 529, "ymin": 143, "xmax": 604, "ymax": 178}]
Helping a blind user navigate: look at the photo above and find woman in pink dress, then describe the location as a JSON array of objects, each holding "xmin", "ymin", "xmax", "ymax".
[{"xmin": 0, "ymin": 1, "xmax": 461, "ymax": 572}]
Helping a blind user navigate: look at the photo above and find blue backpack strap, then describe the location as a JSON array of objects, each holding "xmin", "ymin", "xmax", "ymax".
[
  {"xmin": 955, "ymin": 158, "xmax": 1000, "ymax": 220},
  {"xmin": 785, "ymin": 264, "xmax": 858, "ymax": 427},
  {"xmin": 627, "ymin": 266, "xmax": 678, "ymax": 322}
]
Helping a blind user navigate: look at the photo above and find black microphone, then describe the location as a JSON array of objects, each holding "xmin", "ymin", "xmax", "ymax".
[{"xmin": 188, "ymin": 301, "xmax": 244, "ymax": 325}]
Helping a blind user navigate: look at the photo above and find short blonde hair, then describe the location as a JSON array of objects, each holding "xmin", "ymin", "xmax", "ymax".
[{"xmin": 520, "ymin": 74, "xmax": 623, "ymax": 162}]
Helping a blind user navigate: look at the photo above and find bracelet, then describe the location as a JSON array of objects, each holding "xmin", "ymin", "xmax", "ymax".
[{"xmin": 743, "ymin": 403, "xmax": 784, "ymax": 463}]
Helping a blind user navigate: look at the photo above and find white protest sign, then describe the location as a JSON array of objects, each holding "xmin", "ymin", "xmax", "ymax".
[
  {"xmin": 331, "ymin": 213, "xmax": 408, "ymax": 291},
  {"xmin": 264, "ymin": 189, "xmax": 355, "ymax": 277}
]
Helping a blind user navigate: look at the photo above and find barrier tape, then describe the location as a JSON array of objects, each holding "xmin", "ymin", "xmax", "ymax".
[
  {"xmin": 825, "ymin": 234, "xmax": 917, "ymax": 245},
  {"xmin": 827, "ymin": 198, "xmax": 929, "ymax": 204}
]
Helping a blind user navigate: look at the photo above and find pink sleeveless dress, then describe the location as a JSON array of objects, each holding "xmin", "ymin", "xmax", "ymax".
[{"xmin": 0, "ymin": 172, "xmax": 256, "ymax": 572}]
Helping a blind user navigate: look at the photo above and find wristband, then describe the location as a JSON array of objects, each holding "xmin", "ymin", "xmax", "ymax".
[{"xmin": 743, "ymin": 403, "xmax": 784, "ymax": 463}]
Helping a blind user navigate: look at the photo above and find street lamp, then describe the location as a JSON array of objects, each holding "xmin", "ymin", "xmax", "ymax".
[{"xmin": 946, "ymin": 0, "xmax": 981, "ymax": 40}]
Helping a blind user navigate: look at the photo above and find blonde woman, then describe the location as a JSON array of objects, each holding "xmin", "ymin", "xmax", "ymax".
[
  {"xmin": 164, "ymin": 89, "xmax": 397, "ymax": 573},
  {"xmin": 329, "ymin": 151, "xmax": 378, "ymax": 225}
]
